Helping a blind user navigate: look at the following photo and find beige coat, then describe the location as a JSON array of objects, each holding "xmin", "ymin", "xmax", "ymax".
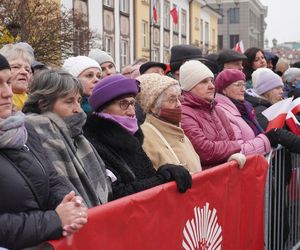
[{"xmin": 141, "ymin": 114, "xmax": 201, "ymax": 174}]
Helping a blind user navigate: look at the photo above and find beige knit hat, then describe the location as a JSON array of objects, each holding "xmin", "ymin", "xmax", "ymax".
[
  {"xmin": 179, "ymin": 60, "xmax": 214, "ymax": 91},
  {"xmin": 137, "ymin": 73, "xmax": 179, "ymax": 113}
]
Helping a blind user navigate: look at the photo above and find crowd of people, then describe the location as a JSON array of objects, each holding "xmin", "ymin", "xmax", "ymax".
[{"xmin": 1, "ymin": 41, "xmax": 300, "ymax": 249}]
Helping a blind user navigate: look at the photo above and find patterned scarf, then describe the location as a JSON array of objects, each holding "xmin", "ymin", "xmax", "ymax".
[
  {"xmin": 0, "ymin": 112, "xmax": 27, "ymax": 149},
  {"xmin": 230, "ymin": 98, "xmax": 264, "ymax": 136}
]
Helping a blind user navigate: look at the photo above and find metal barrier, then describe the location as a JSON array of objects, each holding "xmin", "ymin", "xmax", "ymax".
[{"xmin": 265, "ymin": 146, "xmax": 300, "ymax": 250}]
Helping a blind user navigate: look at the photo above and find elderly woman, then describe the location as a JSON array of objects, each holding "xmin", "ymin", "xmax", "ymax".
[
  {"xmin": 23, "ymin": 70, "xmax": 110, "ymax": 207},
  {"xmin": 0, "ymin": 55, "xmax": 87, "ymax": 249},
  {"xmin": 179, "ymin": 60, "xmax": 245, "ymax": 169},
  {"xmin": 136, "ymin": 73, "xmax": 201, "ymax": 173},
  {"xmin": 83, "ymin": 74, "xmax": 192, "ymax": 199},
  {"xmin": 63, "ymin": 55, "xmax": 102, "ymax": 114},
  {"xmin": 214, "ymin": 69, "xmax": 271, "ymax": 155},
  {"xmin": 0, "ymin": 43, "xmax": 33, "ymax": 110}
]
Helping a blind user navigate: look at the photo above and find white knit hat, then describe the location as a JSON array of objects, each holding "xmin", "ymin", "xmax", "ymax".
[
  {"xmin": 88, "ymin": 49, "xmax": 115, "ymax": 66},
  {"xmin": 252, "ymin": 68, "xmax": 283, "ymax": 95},
  {"xmin": 62, "ymin": 56, "xmax": 101, "ymax": 77},
  {"xmin": 137, "ymin": 73, "xmax": 179, "ymax": 113},
  {"xmin": 179, "ymin": 60, "xmax": 214, "ymax": 91}
]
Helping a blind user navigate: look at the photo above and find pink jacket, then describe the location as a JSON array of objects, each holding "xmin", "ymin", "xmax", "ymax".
[
  {"xmin": 215, "ymin": 94, "xmax": 271, "ymax": 156},
  {"xmin": 181, "ymin": 91, "xmax": 241, "ymax": 169}
]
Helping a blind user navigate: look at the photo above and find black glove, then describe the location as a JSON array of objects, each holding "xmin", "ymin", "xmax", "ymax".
[
  {"xmin": 265, "ymin": 128, "xmax": 281, "ymax": 147},
  {"xmin": 157, "ymin": 164, "xmax": 192, "ymax": 193}
]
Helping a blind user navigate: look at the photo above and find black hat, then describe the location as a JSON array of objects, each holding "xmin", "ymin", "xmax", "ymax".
[
  {"xmin": 217, "ymin": 49, "xmax": 247, "ymax": 65},
  {"xmin": 169, "ymin": 45, "xmax": 203, "ymax": 72},
  {"xmin": 139, "ymin": 61, "xmax": 167, "ymax": 74},
  {"xmin": 0, "ymin": 54, "xmax": 10, "ymax": 71},
  {"xmin": 293, "ymin": 61, "xmax": 300, "ymax": 68}
]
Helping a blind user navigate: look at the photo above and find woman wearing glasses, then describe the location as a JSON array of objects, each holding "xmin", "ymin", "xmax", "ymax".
[
  {"xmin": 84, "ymin": 74, "xmax": 192, "ymax": 200},
  {"xmin": 136, "ymin": 73, "xmax": 201, "ymax": 174},
  {"xmin": 214, "ymin": 69, "xmax": 271, "ymax": 156}
]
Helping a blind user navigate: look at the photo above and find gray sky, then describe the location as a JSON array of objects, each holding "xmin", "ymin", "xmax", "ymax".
[{"xmin": 259, "ymin": 0, "xmax": 299, "ymax": 44}]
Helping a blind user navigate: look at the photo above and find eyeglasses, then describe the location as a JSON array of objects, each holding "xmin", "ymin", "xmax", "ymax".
[
  {"xmin": 163, "ymin": 95, "xmax": 184, "ymax": 105},
  {"xmin": 116, "ymin": 99, "xmax": 136, "ymax": 110},
  {"xmin": 231, "ymin": 82, "xmax": 246, "ymax": 88}
]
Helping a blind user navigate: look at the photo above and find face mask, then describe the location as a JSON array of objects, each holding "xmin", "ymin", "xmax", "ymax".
[
  {"xmin": 63, "ymin": 112, "xmax": 87, "ymax": 138},
  {"xmin": 157, "ymin": 107, "xmax": 182, "ymax": 125}
]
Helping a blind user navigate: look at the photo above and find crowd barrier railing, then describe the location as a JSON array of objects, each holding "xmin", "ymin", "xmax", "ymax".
[
  {"xmin": 264, "ymin": 145, "xmax": 300, "ymax": 250},
  {"xmin": 46, "ymin": 155, "xmax": 268, "ymax": 250}
]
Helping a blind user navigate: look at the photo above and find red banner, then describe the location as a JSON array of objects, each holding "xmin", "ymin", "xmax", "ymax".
[{"xmin": 48, "ymin": 155, "xmax": 268, "ymax": 250}]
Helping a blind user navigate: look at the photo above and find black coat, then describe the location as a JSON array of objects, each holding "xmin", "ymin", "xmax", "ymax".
[
  {"xmin": 83, "ymin": 115, "xmax": 166, "ymax": 200},
  {"xmin": 0, "ymin": 124, "xmax": 71, "ymax": 250}
]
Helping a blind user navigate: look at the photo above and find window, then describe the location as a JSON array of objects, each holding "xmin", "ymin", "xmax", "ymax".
[
  {"xmin": 104, "ymin": 0, "xmax": 113, "ymax": 7},
  {"xmin": 205, "ymin": 22, "xmax": 209, "ymax": 46},
  {"xmin": 120, "ymin": 0, "xmax": 129, "ymax": 13},
  {"xmin": 218, "ymin": 35, "xmax": 223, "ymax": 50},
  {"xmin": 172, "ymin": 5, "xmax": 178, "ymax": 32},
  {"xmin": 230, "ymin": 35, "xmax": 239, "ymax": 49},
  {"xmin": 163, "ymin": 1, "xmax": 170, "ymax": 29},
  {"xmin": 120, "ymin": 39, "xmax": 129, "ymax": 68},
  {"xmin": 153, "ymin": 47, "xmax": 159, "ymax": 62},
  {"xmin": 200, "ymin": 19, "xmax": 203, "ymax": 44},
  {"xmin": 228, "ymin": 8, "xmax": 239, "ymax": 24},
  {"xmin": 142, "ymin": 20, "xmax": 148, "ymax": 49},
  {"xmin": 181, "ymin": 10, "xmax": 187, "ymax": 35},
  {"xmin": 218, "ymin": 8, "xmax": 224, "ymax": 24},
  {"xmin": 104, "ymin": 36, "xmax": 113, "ymax": 53}
]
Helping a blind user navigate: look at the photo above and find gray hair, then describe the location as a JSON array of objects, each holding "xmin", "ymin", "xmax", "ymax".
[
  {"xmin": 0, "ymin": 43, "xmax": 34, "ymax": 65},
  {"xmin": 23, "ymin": 69, "xmax": 83, "ymax": 114},
  {"xmin": 152, "ymin": 85, "xmax": 181, "ymax": 112}
]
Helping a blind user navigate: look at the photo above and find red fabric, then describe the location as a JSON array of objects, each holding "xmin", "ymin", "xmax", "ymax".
[
  {"xmin": 170, "ymin": 7, "xmax": 178, "ymax": 24},
  {"xmin": 153, "ymin": 2, "xmax": 158, "ymax": 23},
  {"xmin": 49, "ymin": 155, "xmax": 268, "ymax": 250}
]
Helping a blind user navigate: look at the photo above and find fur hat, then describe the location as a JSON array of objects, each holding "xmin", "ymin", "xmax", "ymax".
[
  {"xmin": 217, "ymin": 49, "xmax": 247, "ymax": 65},
  {"xmin": 89, "ymin": 74, "xmax": 140, "ymax": 112},
  {"xmin": 214, "ymin": 69, "xmax": 246, "ymax": 93},
  {"xmin": 62, "ymin": 56, "xmax": 101, "ymax": 77},
  {"xmin": 137, "ymin": 73, "xmax": 178, "ymax": 113},
  {"xmin": 179, "ymin": 60, "xmax": 214, "ymax": 91},
  {"xmin": 0, "ymin": 54, "xmax": 10, "ymax": 70},
  {"xmin": 88, "ymin": 49, "xmax": 115, "ymax": 66},
  {"xmin": 282, "ymin": 68, "xmax": 300, "ymax": 83},
  {"xmin": 169, "ymin": 45, "xmax": 203, "ymax": 72},
  {"xmin": 252, "ymin": 68, "xmax": 283, "ymax": 95}
]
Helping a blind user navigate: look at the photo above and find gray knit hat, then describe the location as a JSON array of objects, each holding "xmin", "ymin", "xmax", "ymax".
[{"xmin": 88, "ymin": 49, "xmax": 115, "ymax": 66}]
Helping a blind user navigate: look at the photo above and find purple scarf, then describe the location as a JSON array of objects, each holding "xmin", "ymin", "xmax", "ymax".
[{"xmin": 230, "ymin": 98, "xmax": 264, "ymax": 136}]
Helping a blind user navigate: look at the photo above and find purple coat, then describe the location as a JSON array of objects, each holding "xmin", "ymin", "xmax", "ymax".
[
  {"xmin": 181, "ymin": 91, "xmax": 241, "ymax": 169},
  {"xmin": 215, "ymin": 93, "xmax": 271, "ymax": 156}
]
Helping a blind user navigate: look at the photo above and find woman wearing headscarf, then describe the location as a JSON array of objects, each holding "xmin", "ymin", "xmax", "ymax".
[
  {"xmin": 137, "ymin": 73, "xmax": 201, "ymax": 173},
  {"xmin": 83, "ymin": 74, "xmax": 192, "ymax": 200},
  {"xmin": 23, "ymin": 70, "xmax": 111, "ymax": 208},
  {"xmin": 179, "ymin": 60, "xmax": 245, "ymax": 169},
  {"xmin": 0, "ymin": 55, "xmax": 87, "ymax": 249},
  {"xmin": 214, "ymin": 69, "xmax": 271, "ymax": 155}
]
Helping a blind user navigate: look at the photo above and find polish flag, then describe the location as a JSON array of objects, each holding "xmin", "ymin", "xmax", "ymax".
[
  {"xmin": 153, "ymin": 0, "xmax": 158, "ymax": 23},
  {"xmin": 262, "ymin": 97, "xmax": 293, "ymax": 132},
  {"xmin": 285, "ymin": 97, "xmax": 300, "ymax": 135},
  {"xmin": 170, "ymin": 7, "xmax": 178, "ymax": 24},
  {"xmin": 234, "ymin": 40, "xmax": 245, "ymax": 53}
]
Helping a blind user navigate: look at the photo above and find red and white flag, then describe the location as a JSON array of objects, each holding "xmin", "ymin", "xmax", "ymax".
[
  {"xmin": 262, "ymin": 97, "xmax": 293, "ymax": 132},
  {"xmin": 285, "ymin": 97, "xmax": 300, "ymax": 135},
  {"xmin": 170, "ymin": 6, "xmax": 178, "ymax": 24},
  {"xmin": 234, "ymin": 40, "xmax": 245, "ymax": 53},
  {"xmin": 153, "ymin": 0, "xmax": 158, "ymax": 23}
]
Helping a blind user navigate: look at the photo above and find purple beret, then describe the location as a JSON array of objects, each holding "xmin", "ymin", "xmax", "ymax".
[
  {"xmin": 89, "ymin": 74, "xmax": 140, "ymax": 112},
  {"xmin": 214, "ymin": 69, "xmax": 246, "ymax": 93}
]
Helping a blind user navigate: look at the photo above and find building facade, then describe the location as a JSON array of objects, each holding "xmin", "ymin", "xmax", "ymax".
[
  {"xmin": 61, "ymin": 0, "xmax": 220, "ymax": 70},
  {"xmin": 207, "ymin": 0, "xmax": 267, "ymax": 51}
]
